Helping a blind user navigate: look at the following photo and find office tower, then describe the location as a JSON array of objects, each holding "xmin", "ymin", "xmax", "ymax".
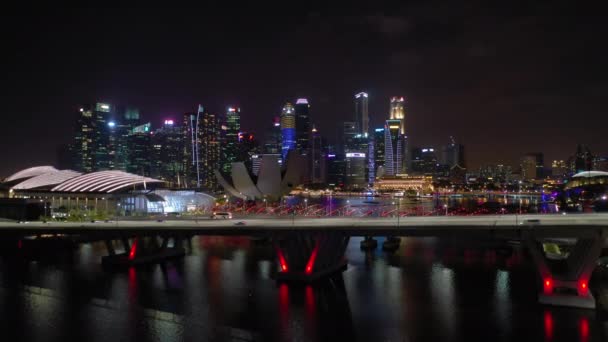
[
  {"xmin": 442, "ymin": 136, "xmax": 466, "ymax": 168},
  {"xmin": 264, "ymin": 117, "xmax": 282, "ymax": 154},
  {"xmin": 127, "ymin": 122, "xmax": 152, "ymax": 176},
  {"xmin": 343, "ymin": 122, "xmax": 358, "ymax": 152},
  {"xmin": 311, "ymin": 126, "xmax": 326, "ymax": 184},
  {"xmin": 354, "ymin": 92, "xmax": 369, "ymax": 134},
  {"xmin": 151, "ymin": 119, "xmax": 183, "ymax": 185},
  {"xmin": 182, "ymin": 112, "xmax": 198, "ymax": 187},
  {"xmin": 295, "ymin": 98, "xmax": 310, "ymax": 153},
  {"xmin": 520, "ymin": 153, "xmax": 544, "ymax": 180},
  {"xmin": 389, "ymin": 96, "xmax": 406, "ymax": 134},
  {"xmin": 570, "ymin": 144, "xmax": 594, "ymax": 174},
  {"xmin": 72, "ymin": 105, "xmax": 96, "ymax": 172},
  {"xmin": 200, "ymin": 107, "xmax": 221, "ymax": 190},
  {"xmin": 593, "ymin": 156, "xmax": 608, "ymax": 172},
  {"xmin": 384, "ymin": 119, "xmax": 403, "ymax": 176},
  {"xmin": 411, "ymin": 147, "xmax": 439, "ymax": 175},
  {"xmin": 280, "ymin": 102, "xmax": 296, "ymax": 160},
  {"xmin": 327, "ymin": 153, "xmax": 346, "ymax": 189},
  {"xmin": 552, "ymin": 160, "xmax": 568, "ymax": 177},
  {"xmin": 221, "ymin": 106, "xmax": 241, "ymax": 174},
  {"xmin": 371, "ymin": 127, "xmax": 386, "ymax": 180},
  {"xmin": 345, "ymin": 152, "xmax": 367, "ymax": 189}
]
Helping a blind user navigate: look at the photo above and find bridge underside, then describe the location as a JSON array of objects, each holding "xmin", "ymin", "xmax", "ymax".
[
  {"xmin": 274, "ymin": 232, "xmax": 350, "ymax": 282},
  {"xmin": 524, "ymin": 230, "xmax": 606, "ymax": 309}
]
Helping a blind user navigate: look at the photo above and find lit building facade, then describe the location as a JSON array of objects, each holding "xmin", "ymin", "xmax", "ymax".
[
  {"xmin": 221, "ymin": 106, "xmax": 241, "ymax": 174},
  {"xmin": 200, "ymin": 108, "xmax": 221, "ymax": 190},
  {"xmin": 280, "ymin": 102, "xmax": 296, "ymax": 161},
  {"xmin": 389, "ymin": 96, "xmax": 406, "ymax": 134},
  {"xmin": 354, "ymin": 92, "xmax": 369, "ymax": 134},
  {"xmin": 384, "ymin": 120, "xmax": 403, "ymax": 176},
  {"xmin": 521, "ymin": 152, "xmax": 544, "ymax": 180},
  {"xmin": 264, "ymin": 117, "xmax": 282, "ymax": 155},
  {"xmin": 295, "ymin": 98, "xmax": 310, "ymax": 153}
]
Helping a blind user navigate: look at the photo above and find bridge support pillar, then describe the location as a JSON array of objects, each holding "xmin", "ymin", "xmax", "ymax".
[
  {"xmin": 275, "ymin": 232, "xmax": 349, "ymax": 282},
  {"xmin": 524, "ymin": 230, "xmax": 605, "ymax": 309},
  {"xmin": 102, "ymin": 235, "xmax": 186, "ymax": 268}
]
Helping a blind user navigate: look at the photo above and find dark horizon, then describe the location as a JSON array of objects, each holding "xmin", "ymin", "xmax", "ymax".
[{"xmin": 2, "ymin": 5, "xmax": 607, "ymax": 177}]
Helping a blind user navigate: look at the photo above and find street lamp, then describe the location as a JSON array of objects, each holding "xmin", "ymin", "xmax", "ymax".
[
  {"xmin": 346, "ymin": 200, "xmax": 350, "ymax": 217},
  {"xmin": 444, "ymin": 204, "xmax": 448, "ymax": 216}
]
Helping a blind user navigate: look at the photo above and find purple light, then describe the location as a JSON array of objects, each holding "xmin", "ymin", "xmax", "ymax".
[
  {"xmin": 296, "ymin": 98, "xmax": 309, "ymax": 104},
  {"xmin": 164, "ymin": 119, "xmax": 174, "ymax": 125}
]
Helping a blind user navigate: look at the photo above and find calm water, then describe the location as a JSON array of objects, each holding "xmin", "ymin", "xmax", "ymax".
[{"xmin": 0, "ymin": 235, "xmax": 606, "ymax": 341}]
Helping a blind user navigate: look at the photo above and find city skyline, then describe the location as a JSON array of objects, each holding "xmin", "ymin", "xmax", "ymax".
[{"xmin": 2, "ymin": 8, "xmax": 608, "ymax": 176}]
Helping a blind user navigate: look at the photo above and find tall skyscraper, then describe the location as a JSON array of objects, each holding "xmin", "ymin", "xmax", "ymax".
[
  {"xmin": 521, "ymin": 152, "xmax": 544, "ymax": 180},
  {"xmin": 182, "ymin": 112, "xmax": 198, "ymax": 187},
  {"xmin": 221, "ymin": 106, "xmax": 241, "ymax": 174},
  {"xmin": 389, "ymin": 96, "xmax": 406, "ymax": 134},
  {"xmin": 441, "ymin": 137, "xmax": 466, "ymax": 168},
  {"xmin": 200, "ymin": 107, "xmax": 221, "ymax": 190},
  {"xmin": 354, "ymin": 92, "xmax": 369, "ymax": 134},
  {"xmin": 295, "ymin": 98, "xmax": 310, "ymax": 153},
  {"xmin": 264, "ymin": 117, "xmax": 282, "ymax": 154},
  {"xmin": 151, "ymin": 119, "xmax": 183, "ymax": 185},
  {"xmin": 343, "ymin": 122, "xmax": 358, "ymax": 152},
  {"xmin": 371, "ymin": 127, "xmax": 386, "ymax": 180},
  {"xmin": 127, "ymin": 122, "xmax": 152, "ymax": 176},
  {"xmin": 384, "ymin": 119, "xmax": 403, "ymax": 176},
  {"xmin": 72, "ymin": 105, "xmax": 96, "ymax": 172},
  {"xmin": 280, "ymin": 102, "xmax": 296, "ymax": 160},
  {"xmin": 311, "ymin": 126, "xmax": 326, "ymax": 184},
  {"xmin": 71, "ymin": 102, "xmax": 119, "ymax": 172}
]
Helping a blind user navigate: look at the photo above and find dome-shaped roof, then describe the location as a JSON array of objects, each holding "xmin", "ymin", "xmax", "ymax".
[
  {"xmin": 5, "ymin": 166, "xmax": 59, "ymax": 182},
  {"xmin": 51, "ymin": 170, "xmax": 164, "ymax": 193},
  {"xmin": 572, "ymin": 171, "xmax": 608, "ymax": 178},
  {"xmin": 11, "ymin": 170, "xmax": 81, "ymax": 190}
]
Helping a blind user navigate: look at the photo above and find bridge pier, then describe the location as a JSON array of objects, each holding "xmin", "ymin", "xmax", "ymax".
[
  {"xmin": 524, "ymin": 230, "xmax": 605, "ymax": 309},
  {"xmin": 275, "ymin": 232, "xmax": 349, "ymax": 282},
  {"xmin": 102, "ymin": 234, "xmax": 187, "ymax": 268}
]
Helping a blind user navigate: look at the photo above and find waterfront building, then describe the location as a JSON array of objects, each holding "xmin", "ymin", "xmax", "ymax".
[{"xmin": 354, "ymin": 92, "xmax": 369, "ymax": 134}]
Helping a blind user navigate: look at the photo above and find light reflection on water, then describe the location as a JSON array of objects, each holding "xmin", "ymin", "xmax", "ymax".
[{"xmin": 0, "ymin": 235, "xmax": 605, "ymax": 341}]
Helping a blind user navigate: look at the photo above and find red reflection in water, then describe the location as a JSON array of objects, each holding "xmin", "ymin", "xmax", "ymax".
[
  {"xmin": 128, "ymin": 238, "xmax": 138, "ymax": 260},
  {"xmin": 305, "ymin": 285, "xmax": 315, "ymax": 317},
  {"xmin": 544, "ymin": 310, "xmax": 553, "ymax": 341},
  {"xmin": 128, "ymin": 267, "xmax": 138, "ymax": 304},
  {"xmin": 17, "ymin": 240, "xmax": 22, "ymax": 249},
  {"xmin": 580, "ymin": 317, "xmax": 589, "ymax": 342},
  {"xmin": 278, "ymin": 283, "xmax": 290, "ymax": 330}
]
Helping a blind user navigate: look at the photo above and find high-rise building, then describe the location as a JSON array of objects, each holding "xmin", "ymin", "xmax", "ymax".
[
  {"xmin": 264, "ymin": 117, "xmax": 282, "ymax": 155},
  {"xmin": 411, "ymin": 147, "xmax": 439, "ymax": 175},
  {"xmin": 552, "ymin": 160, "xmax": 568, "ymax": 178},
  {"xmin": 127, "ymin": 122, "xmax": 152, "ymax": 176},
  {"xmin": 151, "ymin": 119, "xmax": 183, "ymax": 185},
  {"xmin": 311, "ymin": 126, "xmax": 326, "ymax": 184},
  {"xmin": 389, "ymin": 96, "xmax": 406, "ymax": 134},
  {"xmin": 441, "ymin": 137, "xmax": 466, "ymax": 168},
  {"xmin": 327, "ymin": 153, "xmax": 346, "ymax": 189},
  {"xmin": 345, "ymin": 152, "xmax": 367, "ymax": 189},
  {"xmin": 371, "ymin": 128, "xmax": 386, "ymax": 180},
  {"xmin": 569, "ymin": 144, "xmax": 594, "ymax": 174},
  {"xmin": 72, "ymin": 105, "xmax": 96, "ymax": 172},
  {"xmin": 182, "ymin": 112, "xmax": 198, "ymax": 187},
  {"xmin": 343, "ymin": 122, "xmax": 358, "ymax": 153},
  {"xmin": 384, "ymin": 119, "xmax": 403, "ymax": 176},
  {"xmin": 295, "ymin": 98, "xmax": 310, "ymax": 153},
  {"xmin": 354, "ymin": 92, "xmax": 369, "ymax": 134},
  {"xmin": 221, "ymin": 106, "xmax": 241, "ymax": 174},
  {"xmin": 280, "ymin": 102, "xmax": 296, "ymax": 160},
  {"xmin": 199, "ymin": 107, "xmax": 221, "ymax": 190},
  {"xmin": 520, "ymin": 153, "xmax": 544, "ymax": 180}
]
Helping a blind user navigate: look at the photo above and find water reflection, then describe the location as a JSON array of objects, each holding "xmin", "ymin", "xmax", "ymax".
[{"xmin": 0, "ymin": 236, "xmax": 605, "ymax": 341}]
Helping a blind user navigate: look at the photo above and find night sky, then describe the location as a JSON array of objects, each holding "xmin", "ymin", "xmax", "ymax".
[{"xmin": 2, "ymin": 4, "xmax": 607, "ymax": 177}]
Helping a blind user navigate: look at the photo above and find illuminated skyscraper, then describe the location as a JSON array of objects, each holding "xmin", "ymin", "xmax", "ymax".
[
  {"xmin": 264, "ymin": 117, "xmax": 282, "ymax": 154},
  {"xmin": 221, "ymin": 106, "xmax": 241, "ymax": 174},
  {"xmin": 389, "ymin": 96, "xmax": 406, "ymax": 134},
  {"xmin": 354, "ymin": 92, "xmax": 369, "ymax": 134},
  {"xmin": 151, "ymin": 119, "xmax": 183, "ymax": 185},
  {"xmin": 384, "ymin": 119, "xmax": 403, "ymax": 176},
  {"xmin": 200, "ymin": 107, "xmax": 221, "ymax": 190},
  {"xmin": 280, "ymin": 102, "xmax": 296, "ymax": 160},
  {"xmin": 370, "ymin": 127, "xmax": 386, "ymax": 180},
  {"xmin": 311, "ymin": 126, "xmax": 326, "ymax": 184},
  {"xmin": 295, "ymin": 98, "xmax": 310, "ymax": 153},
  {"xmin": 127, "ymin": 122, "xmax": 152, "ymax": 176}
]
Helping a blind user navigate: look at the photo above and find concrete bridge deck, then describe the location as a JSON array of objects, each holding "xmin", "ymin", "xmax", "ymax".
[{"xmin": 0, "ymin": 213, "xmax": 607, "ymax": 238}]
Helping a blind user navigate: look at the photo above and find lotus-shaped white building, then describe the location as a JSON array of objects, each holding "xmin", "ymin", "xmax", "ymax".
[{"xmin": 214, "ymin": 154, "xmax": 304, "ymax": 199}]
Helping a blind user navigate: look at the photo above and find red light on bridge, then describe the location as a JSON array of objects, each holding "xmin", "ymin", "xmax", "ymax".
[
  {"xmin": 579, "ymin": 280, "xmax": 588, "ymax": 295},
  {"xmin": 276, "ymin": 248, "xmax": 289, "ymax": 272},
  {"xmin": 305, "ymin": 244, "xmax": 319, "ymax": 274},
  {"xmin": 129, "ymin": 238, "xmax": 138, "ymax": 260},
  {"xmin": 543, "ymin": 278, "xmax": 553, "ymax": 294}
]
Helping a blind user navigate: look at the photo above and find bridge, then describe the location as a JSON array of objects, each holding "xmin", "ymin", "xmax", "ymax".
[{"xmin": 1, "ymin": 213, "xmax": 607, "ymax": 309}]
